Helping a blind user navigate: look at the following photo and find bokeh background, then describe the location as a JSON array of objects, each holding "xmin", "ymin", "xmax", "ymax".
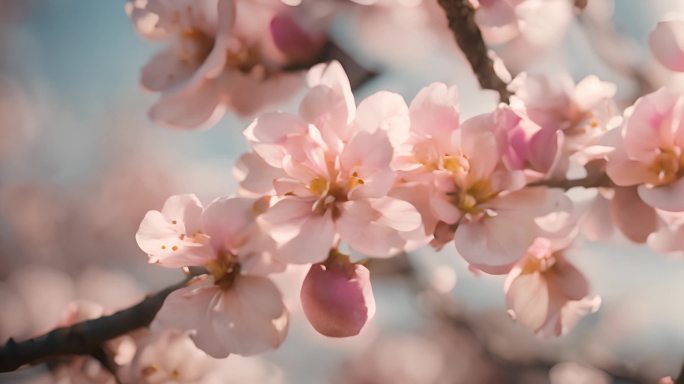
[{"xmin": 2, "ymin": 0, "xmax": 684, "ymax": 382}]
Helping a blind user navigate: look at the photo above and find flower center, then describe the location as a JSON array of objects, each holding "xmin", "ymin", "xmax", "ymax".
[
  {"xmin": 648, "ymin": 148, "xmax": 683, "ymax": 186},
  {"xmin": 308, "ymin": 172, "xmax": 365, "ymax": 216},
  {"xmin": 178, "ymin": 28, "xmax": 214, "ymax": 66},
  {"xmin": 206, "ymin": 250, "xmax": 241, "ymax": 290},
  {"xmin": 521, "ymin": 253, "xmax": 557, "ymax": 274},
  {"xmin": 448, "ymin": 179, "xmax": 498, "ymax": 215},
  {"xmin": 225, "ymin": 43, "xmax": 261, "ymax": 73}
]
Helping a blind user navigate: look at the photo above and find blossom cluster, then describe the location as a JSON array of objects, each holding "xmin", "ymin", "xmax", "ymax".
[{"xmin": 129, "ymin": 0, "xmax": 684, "ymax": 363}]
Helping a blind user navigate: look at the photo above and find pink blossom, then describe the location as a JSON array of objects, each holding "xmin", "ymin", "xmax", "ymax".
[
  {"xmin": 126, "ymin": 0, "xmax": 320, "ymax": 129},
  {"xmin": 649, "ymin": 17, "xmax": 684, "ymax": 72},
  {"xmin": 300, "ymin": 250, "xmax": 375, "ymax": 337},
  {"xmin": 137, "ymin": 194, "xmax": 288, "ymax": 357},
  {"xmin": 239, "ymin": 61, "xmax": 422, "ymax": 264},
  {"xmin": 508, "ymin": 73, "xmax": 618, "ymax": 177},
  {"xmin": 121, "ymin": 330, "xmax": 284, "ymax": 383},
  {"xmin": 606, "ymin": 88, "xmax": 684, "ymax": 213},
  {"xmin": 505, "ymin": 237, "xmax": 600, "ymax": 337},
  {"xmin": 474, "ymin": 0, "xmax": 572, "ymax": 47},
  {"xmin": 396, "ymin": 82, "xmax": 572, "ymax": 274}
]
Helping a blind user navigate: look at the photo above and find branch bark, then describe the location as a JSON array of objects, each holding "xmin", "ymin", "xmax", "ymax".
[
  {"xmin": 436, "ymin": 0, "xmax": 512, "ymax": 103},
  {"xmin": 0, "ymin": 275, "xmax": 191, "ymax": 373}
]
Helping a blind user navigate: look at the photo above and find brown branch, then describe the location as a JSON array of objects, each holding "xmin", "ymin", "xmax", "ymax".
[
  {"xmin": 436, "ymin": 0, "xmax": 512, "ymax": 103},
  {"xmin": 0, "ymin": 275, "xmax": 191, "ymax": 373},
  {"xmin": 531, "ymin": 173, "xmax": 612, "ymax": 190}
]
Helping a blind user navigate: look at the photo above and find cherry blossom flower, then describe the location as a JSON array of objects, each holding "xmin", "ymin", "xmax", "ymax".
[
  {"xmin": 605, "ymin": 88, "xmax": 684, "ymax": 213},
  {"xmin": 238, "ymin": 61, "xmax": 422, "ymax": 264},
  {"xmin": 395, "ymin": 82, "xmax": 572, "ymax": 274},
  {"xmin": 505, "ymin": 237, "xmax": 600, "ymax": 337},
  {"xmin": 300, "ymin": 250, "xmax": 375, "ymax": 337},
  {"xmin": 126, "ymin": 0, "xmax": 323, "ymax": 129},
  {"xmin": 508, "ymin": 72, "xmax": 618, "ymax": 178},
  {"xmin": 649, "ymin": 17, "xmax": 684, "ymax": 72},
  {"xmin": 136, "ymin": 194, "xmax": 288, "ymax": 357}
]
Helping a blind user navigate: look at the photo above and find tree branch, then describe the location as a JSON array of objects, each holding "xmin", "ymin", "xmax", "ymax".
[
  {"xmin": 436, "ymin": 0, "xmax": 512, "ymax": 103},
  {"xmin": 0, "ymin": 275, "xmax": 191, "ymax": 373},
  {"xmin": 531, "ymin": 173, "xmax": 612, "ymax": 190}
]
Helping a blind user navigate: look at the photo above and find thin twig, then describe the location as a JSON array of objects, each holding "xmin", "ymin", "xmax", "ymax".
[
  {"xmin": 0, "ymin": 275, "xmax": 191, "ymax": 373},
  {"xmin": 436, "ymin": 0, "xmax": 512, "ymax": 103}
]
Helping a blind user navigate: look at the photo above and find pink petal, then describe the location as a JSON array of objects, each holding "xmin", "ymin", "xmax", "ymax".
[
  {"xmin": 136, "ymin": 194, "xmax": 213, "ymax": 268},
  {"xmin": 505, "ymin": 271, "xmax": 552, "ymax": 332},
  {"xmin": 355, "ymin": 91, "xmax": 410, "ymax": 146},
  {"xmin": 650, "ymin": 19, "xmax": 684, "ymax": 72},
  {"xmin": 234, "ymin": 152, "xmax": 284, "ymax": 196},
  {"xmin": 638, "ymin": 177, "xmax": 684, "ymax": 212},
  {"xmin": 245, "ymin": 111, "xmax": 309, "ymax": 144},
  {"xmin": 149, "ymin": 80, "xmax": 225, "ymax": 130},
  {"xmin": 156, "ymin": 275, "xmax": 288, "ymax": 358},
  {"xmin": 341, "ymin": 130, "xmax": 395, "ymax": 199},
  {"xmin": 262, "ymin": 197, "xmax": 335, "ymax": 264},
  {"xmin": 201, "ymin": 197, "xmax": 256, "ymax": 253},
  {"xmin": 140, "ymin": 48, "xmax": 195, "ymax": 92},
  {"xmin": 610, "ymin": 186, "xmax": 658, "ymax": 243},
  {"xmin": 622, "ymin": 88, "xmax": 678, "ymax": 162},
  {"xmin": 337, "ymin": 199, "xmax": 405, "ymax": 257},
  {"xmin": 409, "ymin": 82, "xmax": 460, "ymax": 151}
]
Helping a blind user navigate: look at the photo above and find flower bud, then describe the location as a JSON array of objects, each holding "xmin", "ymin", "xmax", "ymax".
[
  {"xmin": 270, "ymin": 11, "xmax": 326, "ymax": 64},
  {"xmin": 300, "ymin": 251, "xmax": 375, "ymax": 337}
]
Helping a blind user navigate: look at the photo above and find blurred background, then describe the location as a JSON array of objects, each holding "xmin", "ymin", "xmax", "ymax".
[{"xmin": 1, "ymin": 0, "xmax": 684, "ymax": 383}]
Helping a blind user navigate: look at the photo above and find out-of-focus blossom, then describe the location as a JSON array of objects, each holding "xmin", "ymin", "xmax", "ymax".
[
  {"xmin": 473, "ymin": 0, "xmax": 572, "ymax": 47},
  {"xmin": 658, "ymin": 376, "xmax": 676, "ymax": 384},
  {"xmin": 649, "ymin": 17, "xmax": 684, "ymax": 72},
  {"xmin": 120, "ymin": 329, "xmax": 284, "ymax": 384},
  {"xmin": 395, "ymin": 82, "xmax": 572, "ymax": 274},
  {"xmin": 137, "ymin": 194, "xmax": 288, "ymax": 357},
  {"xmin": 648, "ymin": 210, "xmax": 684, "ymax": 254},
  {"xmin": 549, "ymin": 362, "xmax": 610, "ymax": 384},
  {"xmin": 508, "ymin": 73, "xmax": 618, "ymax": 178},
  {"xmin": 606, "ymin": 88, "xmax": 684, "ymax": 213},
  {"xmin": 505, "ymin": 237, "xmax": 600, "ymax": 337},
  {"xmin": 0, "ymin": 78, "xmax": 37, "ymax": 159},
  {"xmin": 238, "ymin": 61, "xmax": 422, "ymax": 264},
  {"xmin": 300, "ymin": 250, "xmax": 375, "ymax": 337},
  {"xmin": 126, "ymin": 0, "xmax": 325, "ymax": 129}
]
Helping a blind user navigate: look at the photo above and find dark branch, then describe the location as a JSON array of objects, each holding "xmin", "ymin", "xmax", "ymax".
[
  {"xmin": 436, "ymin": 0, "xmax": 512, "ymax": 103},
  {"xmin": 0, "ymin": 275, "xmax": 191, "ymax": 373},
  {"xmin": 531, "ymin": 173, "xmax": 612, "ymax": 190}
]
